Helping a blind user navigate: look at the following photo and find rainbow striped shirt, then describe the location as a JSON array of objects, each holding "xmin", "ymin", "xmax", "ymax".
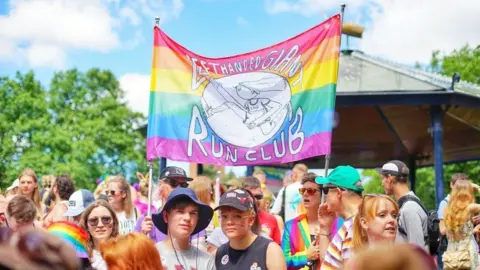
[{"xmin": 320, "ymin": 216, "xmax": 355, "ymax": 270}]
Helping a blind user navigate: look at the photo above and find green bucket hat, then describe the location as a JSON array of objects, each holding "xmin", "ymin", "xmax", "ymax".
[{"xmin": 315, "ymin": 165, "xmax": 364, "ymax": 192}]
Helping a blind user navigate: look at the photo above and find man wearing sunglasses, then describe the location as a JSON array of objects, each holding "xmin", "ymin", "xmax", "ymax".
[
  {"xmin": 135, "ymin": 166, "xmax": 195, "ymax": 243},
  {"xmin": 315, "ymin": 165, "xmax": 363, "ymax": 270}
]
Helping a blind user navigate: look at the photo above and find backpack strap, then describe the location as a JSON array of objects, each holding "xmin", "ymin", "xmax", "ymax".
[{"xmin": 397, "ymin": 195, "xmax": 428, "ymax": 238}]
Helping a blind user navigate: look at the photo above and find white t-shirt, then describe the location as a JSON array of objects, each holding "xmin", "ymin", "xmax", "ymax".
[
  {"xmin": 156, "ymin": 241, "xmax": 215, "ymax": 270},
  {"xmin": 116, "ymin": 210, "xmax": 136, "ymax": 235},
  {"xmin": 91, "ymin": 249, "xmax": 107, "ymax": 270},
  {"xmin": 271, "ymin": 181, "xmax": 303, "ymax": 222}
]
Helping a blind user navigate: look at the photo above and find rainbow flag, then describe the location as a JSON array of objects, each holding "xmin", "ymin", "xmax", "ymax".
[
  {"xmin": 47, "ymin": 221, "xmax": 89, "ymax": 258},
  {"xmin": 146, "ymin": 15, "xmax": 341, "ymax": 165}
]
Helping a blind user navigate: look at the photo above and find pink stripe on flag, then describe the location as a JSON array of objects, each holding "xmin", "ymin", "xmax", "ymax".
[{"xmin": 146, "ymin": 132, "xmax": 331, "ymax": 165}]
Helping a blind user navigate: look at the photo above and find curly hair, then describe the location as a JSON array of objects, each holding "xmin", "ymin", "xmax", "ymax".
[
  {"xmin": 444, "ymin": 180, "xmax": 474, "ymax": 233},
  {"xmin": 54, "ymin": 174, "xmax": 75, "ymax": 200}
]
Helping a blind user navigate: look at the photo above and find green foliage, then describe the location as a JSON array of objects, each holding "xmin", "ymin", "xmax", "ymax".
[
  {"xmin": 0, "ymin": 69, "xmax": 147, "ymax": 191},
  {"xmin": 439, "ymin": 45, "xmax": 480, "ymax": 84},
  {"xmin": 362, "ymin": 169, "xmax": 384, "ymax": 194}
]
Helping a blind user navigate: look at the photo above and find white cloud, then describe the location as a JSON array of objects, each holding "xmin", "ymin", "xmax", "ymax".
[
  {"xmin": 361, "ymin": 0, "xmax": 480, "ymax": 64},
  {"xmin": 26, "ymin": 43, "xmax": 65, "ymax": 69},
  {"xmin": 0, "ymin": 0, "xmax": 184, "ymax": 69},
  {"xmin": 264, "ymin": 0, "xmax": 480, "ymax": 65},
  {"xmin": 236, "ymin": 16, "xmax": 248, "ymax": 26},
  {"xmin": 119, "ymin": 73, "xmax": 151, "ymax": 116}
]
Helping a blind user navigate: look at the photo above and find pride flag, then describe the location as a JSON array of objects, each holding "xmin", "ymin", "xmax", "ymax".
[{"xmin": 147, "ymin": 15, "xmax": 341, "ymax": 165}]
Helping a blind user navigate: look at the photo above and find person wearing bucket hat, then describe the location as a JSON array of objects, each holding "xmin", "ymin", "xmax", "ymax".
[
  {"xmin": 153, "ymin": 187, "xmax": 215, "ymax": 270},
  {"xmin": 314, "ymin": 165, "xmax": 364, "ymax": 270},
  {"xmin": 135, "ymin": 166, "xmax": 198, "ymax": 243},
  {"xmin": 214, "ymin": 188, "xmax": 287, "ymax": 270}
]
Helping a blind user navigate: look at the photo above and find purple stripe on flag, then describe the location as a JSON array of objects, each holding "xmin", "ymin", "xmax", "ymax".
[{"xmin": 146, "ymin": 132, "xmax": 331, "ymax": 165}]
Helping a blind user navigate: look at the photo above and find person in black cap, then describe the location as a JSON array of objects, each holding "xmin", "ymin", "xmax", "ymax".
[
  {"xmin": 136, "ymin": 166, "xmax": 195, "ymax": 243},
  {"xmin": 377, "ymin": 160, "xmax": 428, "ymax": 251},
  {"xmin": 153, "ymin": 187, "xmax": 215, "ymax": 270},
  {"xmin": 214, "ymin": 188, "xmax": 286, "ymax": 270}
]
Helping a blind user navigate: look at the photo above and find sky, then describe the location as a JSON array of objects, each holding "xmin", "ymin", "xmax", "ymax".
[{"xmin": 1, "ymin": 0, "xmax": 479, "ymax": 177}]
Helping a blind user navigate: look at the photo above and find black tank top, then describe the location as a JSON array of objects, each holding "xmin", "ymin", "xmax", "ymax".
[{"xmin": 215, "ymin": 236, "xmax": 271, "ymax": 270}]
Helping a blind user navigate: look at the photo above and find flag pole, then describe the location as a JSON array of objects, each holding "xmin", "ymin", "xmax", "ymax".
[
  {"xmin": 147, "ymin": 16, "xmax": 161, "ymax": 218},
  {"xmin": 215, "ymin": 170, "xmax": 221, "ymax": 206},
  {"xmin": 147, "ymin": 161, "xmax": 154, "ymax": 217},
  {"xmin": 321, "ymin": 4, "xmax": 345, "ymax": 205}
]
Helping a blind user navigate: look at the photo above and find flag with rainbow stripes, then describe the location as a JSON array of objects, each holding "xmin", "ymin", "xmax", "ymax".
[{"xmin": 146, "ymin": 15, "xmax": 341, "ymax": 165}]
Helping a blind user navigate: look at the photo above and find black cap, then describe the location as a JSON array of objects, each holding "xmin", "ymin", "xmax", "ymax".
[
  {"xmin": 214, "ymin": 189, "xmax": 254, "ymax": 212},
  {"xmin": 160, "ymin": 166, "xmax": 193, "ymax": 181},
  {"xmin": 376, "ymin": 160, "xmax": 409, "ymax": 177}
]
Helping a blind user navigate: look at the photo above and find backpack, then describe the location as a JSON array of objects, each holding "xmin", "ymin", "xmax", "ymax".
[{"xmin": 397, "ymin": 195, "xmax": 441, "ymax": 256}]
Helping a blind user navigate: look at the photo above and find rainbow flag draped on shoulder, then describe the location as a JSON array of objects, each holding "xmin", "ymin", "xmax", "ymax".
[{"xmin": 146, "ymin": 15, "xmax": 341, "ymax": 165}]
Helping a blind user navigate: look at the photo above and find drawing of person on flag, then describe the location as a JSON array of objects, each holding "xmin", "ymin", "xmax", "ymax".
[{"xmin": 202, "ymin": 74, "xmax": 291, "ymax": 136}]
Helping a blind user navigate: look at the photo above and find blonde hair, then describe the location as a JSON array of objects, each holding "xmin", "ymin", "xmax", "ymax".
[
  {"xmin": 444, "ymin": 180, "xmax": 474, "ymax": 233},
  {"xmin": 353, "ymin": 195, "xmax": 399, "ymax": 251},
  {"xmin": 108, "ymin": 175, "xmax": 135, "ymax": 218},
  {"xmin": 94, "ymin": 176, "xmax": 112, "ymax": 199},
  {"xmin": 18, "ymin": 168, "xmax": 42, "ymax": 215},
  {"xmin": 189, "ymin": 175, "xmax": 213, "ymax": 205},
  {"xmin": 100, "ymin": 233, "xmax": 163, "ymax": 270},
  {"xmin": 263, "ymin": 189, "xmax": 274, "ymax": 203}
]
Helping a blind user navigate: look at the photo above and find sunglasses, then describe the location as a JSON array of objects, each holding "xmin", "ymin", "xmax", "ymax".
[
  {"xmin": 105, "ymin": 190, "xmax": 123, "ymax": 196},
  {"xmin": 321, "ymin": 186, "xmax": 345, "ymax": 194},
  {"xmin": 253, "ymin": 194, "xmax": 263, "ymax": 200},
  {"xmin": 87, "ymin": 216, "xmax": 113, "ymax": 227},
  {"xmin": 299, "ymin": 188, "xmax": 321, "ymax": 196},
  {"xmin": 164, "ymin": 178, "xmax": 189, "ymax": 188}
]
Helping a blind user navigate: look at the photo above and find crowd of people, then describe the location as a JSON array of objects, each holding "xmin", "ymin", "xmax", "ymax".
[{"xmin": 0, "ymin": 160, "xmax": 478, "ymax": 270}]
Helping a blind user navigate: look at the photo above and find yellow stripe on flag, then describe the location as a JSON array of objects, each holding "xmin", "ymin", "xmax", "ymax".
[{"xmin": 150, "ymin": 58, "xmax": 338, "ymax": 96}]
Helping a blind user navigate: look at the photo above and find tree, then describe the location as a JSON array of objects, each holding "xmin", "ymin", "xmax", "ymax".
[
  {"xmin": 440, "ymin": 45, "xmax": 480, "ymax": 84},
  {"xmin": 0, "ymin": 69, "xmax": 147, "ymax": 191},
  {"xmin": 0, "ymin": 72, "xmax": 50, "ymax": 184}
]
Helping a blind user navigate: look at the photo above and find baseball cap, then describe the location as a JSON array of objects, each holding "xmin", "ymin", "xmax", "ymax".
[
  {"xmin": 64, "ymin": 189, "xmax": 95, "ymax": 217},
  {"xmin": 315, "ymin": 165, "xmax": 364, "ymax": 192},
  {"xmin": 376, "ymin": 160, "xmax": 409, "ymax": 178},
  {"xmin": 160, "ymin": 166, "xmax": 193, "ymax": 181},
  {"xmin": 152, "ymin": 187, "xmax": 213, "ymax": 235},
  {"xmin": 214, "ymin": 189, "xmax": 255, "ymax": 212},
  {"xmin": 6, "ymin": 179, "xmax": 19, "ymax": 191}
]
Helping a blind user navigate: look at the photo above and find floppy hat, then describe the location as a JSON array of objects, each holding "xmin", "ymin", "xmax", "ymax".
[
  {"xmin": 315, "ymin": 165, "xmax": 364, "ymax": 192},
  {"xmin": 64, "ymin": 189, "xmax": 95, "ymax": 217},
  {"xmin": 376, "ymin": 160, "xmax": 409, "ymax": 178},
  {"xmin": 213, "ymin": 189, "xmax": 255, "ymax": 212},
  {"xmin": 152, "ymin": 188, "xmax": 213, "ymax": 235}
]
